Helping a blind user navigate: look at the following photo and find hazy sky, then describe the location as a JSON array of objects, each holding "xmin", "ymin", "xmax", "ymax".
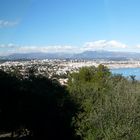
[{"xmin": 1, "ymin": 0, "xmax": 140, "ymax": 55}]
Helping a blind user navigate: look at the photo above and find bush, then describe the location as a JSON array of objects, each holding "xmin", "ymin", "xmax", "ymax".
[{"xmin": 68, "ymin": 65, "xmax": 140, "ymax": 140}]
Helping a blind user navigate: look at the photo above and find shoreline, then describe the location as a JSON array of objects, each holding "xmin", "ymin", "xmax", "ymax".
[{"xmin": 105, "ymin": 64, "xmax": 140, "ymax": 69}]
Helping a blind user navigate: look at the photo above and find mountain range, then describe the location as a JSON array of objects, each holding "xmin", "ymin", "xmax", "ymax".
[{"xmin": 1, "ymin": 51, "xmax": 140, "ymax": 60}]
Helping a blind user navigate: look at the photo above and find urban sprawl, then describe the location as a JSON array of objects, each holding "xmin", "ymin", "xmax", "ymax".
[{"xmin": 0, "ymin": 59, "xmax": 140, "ymax": 85}]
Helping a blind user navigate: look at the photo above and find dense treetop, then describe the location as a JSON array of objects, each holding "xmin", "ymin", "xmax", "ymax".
[{"xmin": 0, "ymin": 64, "xmax": 140, "ymax": 140}]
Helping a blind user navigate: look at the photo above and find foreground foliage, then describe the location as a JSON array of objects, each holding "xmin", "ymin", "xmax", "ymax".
[
  {"xmin": 0, "ymin": 70, "xmax": 76, "ymax": 140},
  {"xmin": 68, "ymin": 64, "xmax": 140, "ymax": 140},
  {"xmin": 1, "ymin": 64, "xmax": 140, "ymax": 140}
]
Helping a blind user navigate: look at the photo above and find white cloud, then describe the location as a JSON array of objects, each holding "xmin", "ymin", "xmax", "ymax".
[
  {"xmin": 107, "ymin": 40, "xmax": 127, "ymax": 48},
  {"xmin": 136, "ymin": 45, "xmax": 140, "ymax": 48},
  {"xmin": 0, "ymin": 20, "xmax": 19, "ymax": 28},
  {"xmin": 0, "ymin": 44, "xmax": 79, "ymax": 55},
  {"xmin": 83, "ymin": 40, "xmax": 127, "ymax": 51},
  {"xmin": 0, "ymin": 43, "xmax": 17, "ymax": 48},
  {"xmin": 1, "ymin": 40, "xmax": 139, "ymax": 56},
  {"xmin": 84, "ymin": 40, "xmax": 107, "ymax": 50},
  {"xmin": 13, "ymin": 45, "xmax": 80, "ymax": 54}
]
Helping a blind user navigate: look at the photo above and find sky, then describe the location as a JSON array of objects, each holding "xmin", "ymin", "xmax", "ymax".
[{"xmin": 1, "ymin": 0, "xmax": 140, "ymax": 55}]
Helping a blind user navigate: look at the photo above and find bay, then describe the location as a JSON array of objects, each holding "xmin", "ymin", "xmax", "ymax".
[{"xmin": 111, "ymin": 68, "xmax": 140, "ymax": 80}]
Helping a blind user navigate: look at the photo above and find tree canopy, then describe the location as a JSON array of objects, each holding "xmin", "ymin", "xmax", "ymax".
[
  {"xmin": 0, "ymin": 64, "xmax": 140, "ymax": 140},
  {"xmin": 0, "ymin": 70, "xmax": 76, "ymax": 140},
  {"xmin": 67, "ymin": 65, "xmax": 140, "ymax": 140}
]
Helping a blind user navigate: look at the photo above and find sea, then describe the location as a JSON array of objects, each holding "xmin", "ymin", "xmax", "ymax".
[{"xmin": 111, "ymin": 68, "xmax": 140, "ymax": 80}]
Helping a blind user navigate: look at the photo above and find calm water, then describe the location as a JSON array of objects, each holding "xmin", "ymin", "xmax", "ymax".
[{"xmin": 111, "ymin": 68, "xmax": 140, "ymax": 80}]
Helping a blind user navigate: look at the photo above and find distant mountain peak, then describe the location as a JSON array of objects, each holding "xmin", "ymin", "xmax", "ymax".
[{"xmin": 1, "ymin": 50, "xmax": 140, "ymax": 60}]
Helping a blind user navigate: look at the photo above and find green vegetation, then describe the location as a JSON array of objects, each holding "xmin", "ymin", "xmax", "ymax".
[
  {"xmin": 0, "ymin": 70, "xmax": 76, "ymax": 140},
  {"xmin": 0, "ymin": 64, "xmax": 140, "ymax": 140},
  {"xmin": 68, "ymin": 64, "xmax": 140, "ymax": 140}
]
